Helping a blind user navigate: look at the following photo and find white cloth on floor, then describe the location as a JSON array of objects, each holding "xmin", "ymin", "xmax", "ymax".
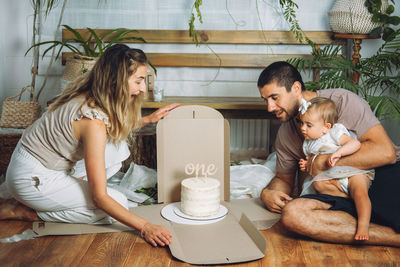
[{"xmin": 108, "ymin": 163, "xmax": 157, "ymax": 204}]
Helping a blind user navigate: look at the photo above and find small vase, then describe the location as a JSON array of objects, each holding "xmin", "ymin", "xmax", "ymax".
[{"xmin": 328, "ymin": 0, "xmax": 388, "ymax": 34}]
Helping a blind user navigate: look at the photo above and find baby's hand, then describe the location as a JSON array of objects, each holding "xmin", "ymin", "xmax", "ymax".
[
  {"xmin": 329, "ymin": 152, "xmax": 341, "ymax": 167},
  {"xmin": 299, "ymin": 158, "xmax": 308, "ymax": 172}
]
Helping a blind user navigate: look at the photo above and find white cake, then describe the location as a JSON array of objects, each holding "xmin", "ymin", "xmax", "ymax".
[{"xmin": 180, "ymin": 177, "xmax": 220, "ymax": 217}]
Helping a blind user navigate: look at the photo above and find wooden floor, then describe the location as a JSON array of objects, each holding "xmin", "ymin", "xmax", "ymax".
[{"xmin": 0, "ymin": 220, "xmax": 399, "ymax": 266}]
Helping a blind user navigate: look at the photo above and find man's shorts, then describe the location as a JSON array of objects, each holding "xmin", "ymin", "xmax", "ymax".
[{"xmin": 301, "ymin": 161, "xmax": 400, "ymax": 233}]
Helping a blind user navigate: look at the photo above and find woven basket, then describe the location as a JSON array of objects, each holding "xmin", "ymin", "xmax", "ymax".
[
  {"xmin": 61, "ymin": 55, "xmax": 97, "ymax": 90},
  {"xmin": 0, "ymin": 133, "xmax": 21, "ymax": 175},
  {"xmin": 0, "ymin": 86, "xmax": 42, "ymax": 128},
  {"xmin": 328, "ymin": 0, "xmax": 388, "ymax": 34}
]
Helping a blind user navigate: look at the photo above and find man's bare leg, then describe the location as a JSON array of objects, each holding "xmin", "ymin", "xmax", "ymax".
[
  {"xmin": 281, "ymin": 197, "xmax": 400, "ymax": 247},
  {"xmin": 0, "ymin": 198, "xmax": 41, "ymax": 221}
]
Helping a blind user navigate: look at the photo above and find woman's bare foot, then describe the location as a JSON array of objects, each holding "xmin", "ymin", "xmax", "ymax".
[{"xmin": 0, "ymin": 198, "xmax": 41, "ymax": 221}]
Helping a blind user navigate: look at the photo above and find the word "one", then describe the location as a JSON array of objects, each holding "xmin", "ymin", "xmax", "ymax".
[{"xmin": 185, "ymin": 163, "xmax": 217, "ymax": 178}]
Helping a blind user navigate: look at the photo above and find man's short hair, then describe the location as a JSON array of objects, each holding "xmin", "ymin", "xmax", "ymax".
[{"xmin": 257, "ymin": 61, "xmax": 305, "ymax": 92}]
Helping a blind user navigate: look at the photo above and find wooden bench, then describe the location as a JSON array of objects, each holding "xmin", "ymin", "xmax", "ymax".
[
  {"xmin": 0, "ymin": 30, "xmax": 347, "ymax": 175},
  {"xmin": 61, "ymin": 29, "xmax": 346, "ymax": 119},
  {"xmin": 61, "ymin": 29, "xmax": 346, "ymax": 164}
]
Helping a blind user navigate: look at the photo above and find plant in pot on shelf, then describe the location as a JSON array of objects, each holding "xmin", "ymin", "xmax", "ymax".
[
  {"xmin": 288, "ymin": 28, "xmax": 400, "ymax": 121},
  {"xmin": 26, "ymin": 24, "xmax": 146, "ymax": 89},
  {"xmin": 288, "ymin": 0, "xmax": 400, "ymax": 121},
  {"xmin": 328, "ymin": 0, "xmax": 400, "ymax": 40}
]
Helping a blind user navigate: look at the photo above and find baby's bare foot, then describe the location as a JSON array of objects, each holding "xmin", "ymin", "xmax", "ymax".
[{"xmin": 355, "ymin": 226, "xmax": 369, "ymax": 240}]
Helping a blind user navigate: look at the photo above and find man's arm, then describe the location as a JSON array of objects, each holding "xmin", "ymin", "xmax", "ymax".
[
  {"xmin": 311, "ymin": 124, "xmax": 396, "ymax": 176},
  {"xmin": 260, "ymin": 172, "xmax": 295, "ymax": 213}
]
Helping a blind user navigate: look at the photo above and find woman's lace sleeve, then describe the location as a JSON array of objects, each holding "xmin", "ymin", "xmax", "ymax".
[{"xmin": 73, "ymin": 105, "xmax": 109, "ymax": 126}]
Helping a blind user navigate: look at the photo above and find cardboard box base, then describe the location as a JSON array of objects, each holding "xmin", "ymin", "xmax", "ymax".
[
  {"xmin": 32, "ymin": 198, "xmax": 279, "ymax": 265},
  {"xmin": 228, "ymin": 198, "xmax": 281, "ymax": 230}
]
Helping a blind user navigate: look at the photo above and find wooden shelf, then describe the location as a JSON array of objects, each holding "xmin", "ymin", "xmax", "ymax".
[
  {"xmin": 142, "ymin": 96, "xmax": 266, "ymax": 109},
  {"xmin": 141, "ymin": 96, "xmax": 273, "ymax": 119}
]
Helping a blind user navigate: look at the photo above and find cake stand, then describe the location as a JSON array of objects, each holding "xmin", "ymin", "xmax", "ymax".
[{"xmin": 161, "ymin": 202, "xmax": 228, "ymax": 225}]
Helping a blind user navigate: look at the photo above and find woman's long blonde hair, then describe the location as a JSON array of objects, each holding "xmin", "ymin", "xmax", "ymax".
[{"xmin": 49, "ymin": 44, "xmax": 147, "ymax": 143}]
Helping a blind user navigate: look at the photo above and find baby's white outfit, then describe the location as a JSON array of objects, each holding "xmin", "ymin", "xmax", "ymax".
[{"xmin": 302, "ymin": 123, "xmax": 374, "ymax": 194}]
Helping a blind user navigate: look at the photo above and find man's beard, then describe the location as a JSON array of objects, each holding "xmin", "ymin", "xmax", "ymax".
[{"xmin": 276, "ymin": 102, "xmax": 300, "ymax": 122}]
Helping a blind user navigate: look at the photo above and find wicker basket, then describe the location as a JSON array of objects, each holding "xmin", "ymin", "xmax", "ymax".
[
  {"xmin": 0, "ymin": 86, "xmax": 42, "ymax": 129},
  {"xmin": 122, "ymin": 126, "xmax": 157, "ymax": 171},
  {"xmin": 0, "ymin": 133, "xmax": 21, "ymax": 175},
  {"xmin": 328, "ymin": 0, "xmax": 388, "ymax": 34},
  {"xmin": 61, "ymin": 55, "xmax": 97, "ymax": 90}
]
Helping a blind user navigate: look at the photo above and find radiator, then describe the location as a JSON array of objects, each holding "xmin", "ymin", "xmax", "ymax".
[{"xmin": 228, "ymin": 119, "xmax": 270, "ymax": 160}]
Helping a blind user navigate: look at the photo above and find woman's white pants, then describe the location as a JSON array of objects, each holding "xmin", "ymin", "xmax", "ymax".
[{"xmin": 5, "ymin": 141, "xmax": 130, "ymax": 224}]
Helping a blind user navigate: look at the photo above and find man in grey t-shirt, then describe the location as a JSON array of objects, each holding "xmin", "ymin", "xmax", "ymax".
[{"xmin": 257, "ymin": 61, "xmax": 400, "ymax": 246}]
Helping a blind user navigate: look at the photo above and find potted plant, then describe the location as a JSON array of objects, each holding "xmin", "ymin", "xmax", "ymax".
[
  {"xmin": 288, "ymin": 28, "xmax": 400, "ymax": 121},
  {"xmin": 26, "ymin": 25, "xmax": 146, "ymax": 89}
]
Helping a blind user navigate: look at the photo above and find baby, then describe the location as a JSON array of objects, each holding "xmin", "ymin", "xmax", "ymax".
[{"xmin": 298, "ymin": 97, "xmax": 374, "ymax": 240}]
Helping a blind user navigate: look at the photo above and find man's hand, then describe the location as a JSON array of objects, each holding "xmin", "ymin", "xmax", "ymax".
[{"xmin": 260, "ymin": 188, "xmax": 293, "ymax": 213}]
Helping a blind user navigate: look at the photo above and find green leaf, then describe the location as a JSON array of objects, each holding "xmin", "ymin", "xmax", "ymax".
[
  {"xmin": 388, "ymin": 16, "xmax": 400, "ymax": 26},
  {"xmin": 383, "ymin": 27, "xmax": 396, "ymax": 42},
  {"xmin": 87, "ymin": 27, "xmax": 103, "ymax": 57},
  {"xmin": 386, "ymin": 5, "xmax": 395, "ymax": 15},
  {"xmin": 370, "ymin": 26, "xmax": 383, "ymax": 37}
]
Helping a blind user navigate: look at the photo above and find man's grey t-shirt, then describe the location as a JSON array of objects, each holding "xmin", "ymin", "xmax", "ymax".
[{"xmin": 274, "ymin": 88, "xmax": 390, "ymax": 175}]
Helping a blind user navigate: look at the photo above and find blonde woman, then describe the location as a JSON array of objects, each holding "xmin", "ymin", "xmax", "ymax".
[{"xmin": 1, "ymin": 44, "xmax": 177, "ymax": 247}]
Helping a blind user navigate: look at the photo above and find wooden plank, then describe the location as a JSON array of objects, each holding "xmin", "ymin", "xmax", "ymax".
[
  {"xmin": 344, "ymin": 245, "xmax": 396, "ymax": 266},
  {"xmin": 31, "ymin": 234, "xmax": 96, "ymax": 266},
  {"xmin": 0, "ymin": 234, "xmax": 56, "ymax": 267},
  {"xmin": 62, "ymin": 52, "xmax": 313, "ymax": 67},
  {"xmin": 78, "ymin": 232, "xmax": 137, "ymax": 266},
  {"xmin": 384, "ymin": 247, "xmax": 400, "ymax": 263},
  {"xmin": 300, "ymin": 239, "xmax": 351, "ymax": 266},
  {"xmin": 146, "ymin": 53, "xmax": 314, "ymax": 68},
  {"xmin": 62, "ymin": 29, "xmax": 345, "ymax": 45},
  {"xmin": 125, "ymin": 235, "xmax": 171, "ymax": 267},
  {"xmin": 142, "ymin": 96, "xmax": 268, "ymax": 110},
  {"xmin": 261, "ymin": 222, "xmax": 308, "ymax": 266},
  {"xmin": 141, "ymin": 96, "xmax": 274, "ymax": 119}
]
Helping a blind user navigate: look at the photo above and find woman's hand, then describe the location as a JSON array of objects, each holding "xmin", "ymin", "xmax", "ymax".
[
  {"xmin": 141, "ymin": 103, "xmax": 180, "ymax": 126},
  {"xmin": 141, "ymin": 222, "xmax": 172, "ymax": 247}
]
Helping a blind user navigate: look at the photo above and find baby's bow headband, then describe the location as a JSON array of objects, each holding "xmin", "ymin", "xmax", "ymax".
[{"xmin": 298, "ymin": 98, "xmax": 311, "ymax": 115}]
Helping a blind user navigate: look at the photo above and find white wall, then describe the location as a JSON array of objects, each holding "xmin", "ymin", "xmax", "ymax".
[{"xmin": 0, "ymin": 0, "xmax": 399, "ymax": 143}]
